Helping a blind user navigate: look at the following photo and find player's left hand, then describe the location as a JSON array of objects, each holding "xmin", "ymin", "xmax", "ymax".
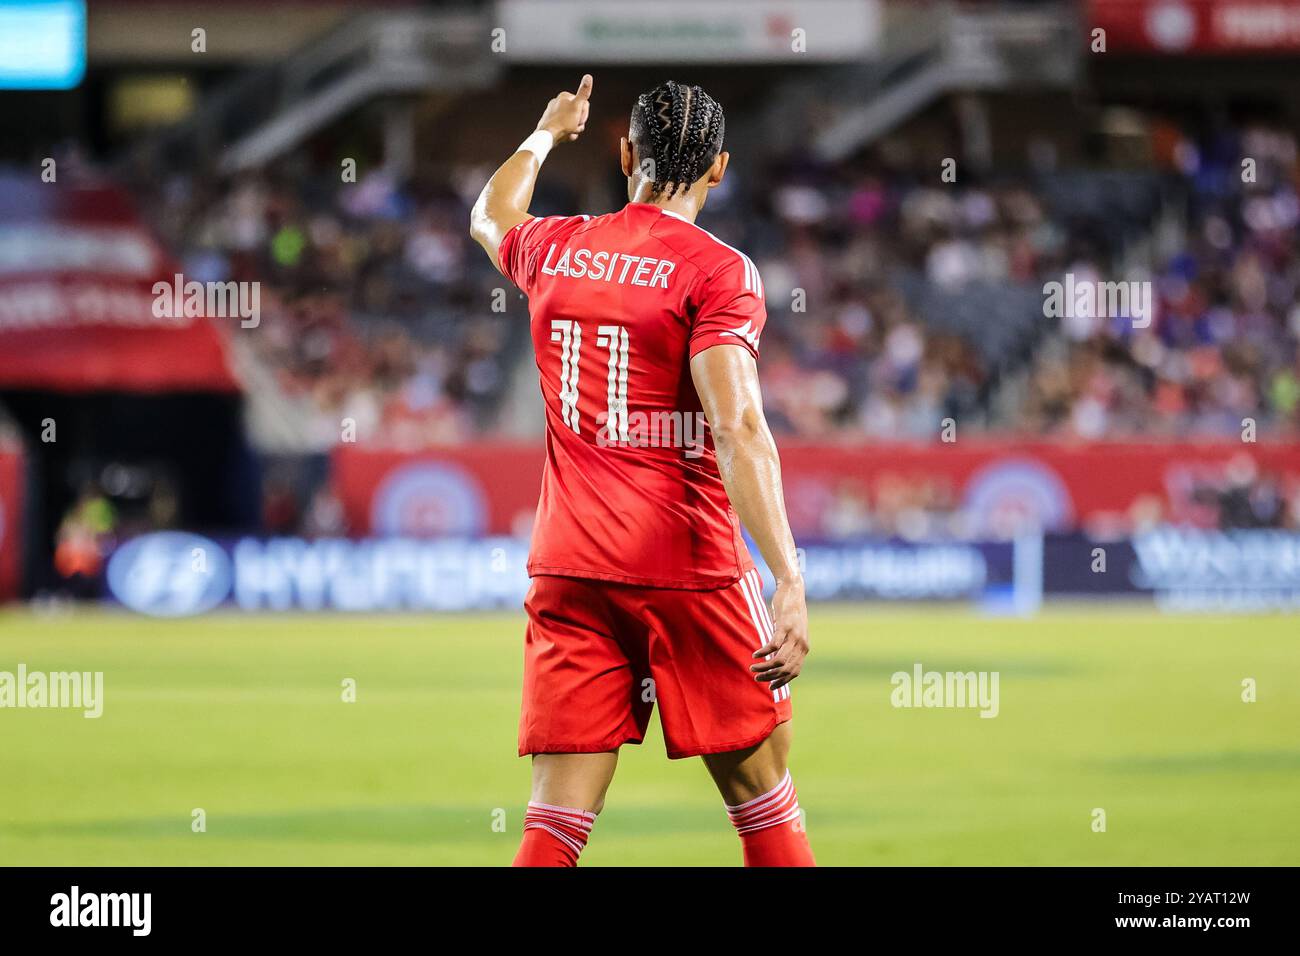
[
  {"xmin": 536, "ymin": 73, "xmax": 594, "ymax": 145},
  {"xmin": 750, "ymin": 576, "xmax": 809, "ymax": 691}
]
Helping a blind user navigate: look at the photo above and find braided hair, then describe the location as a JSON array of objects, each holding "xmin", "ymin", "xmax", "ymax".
[{"xmin": 629, "ymin": 81, "xmax": 725, "ymax": 199}]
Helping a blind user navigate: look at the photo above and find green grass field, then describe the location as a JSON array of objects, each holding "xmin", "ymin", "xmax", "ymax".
[{"xmin": 1, "ymin": 605, "xmax": 1296, "ymax": 866}]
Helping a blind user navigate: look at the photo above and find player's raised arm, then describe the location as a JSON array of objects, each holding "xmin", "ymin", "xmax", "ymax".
[
  {"xmin": 690, "ymin": 344, "xmax": 809, "ymax": 690},
  {"xmin": 469, "ymin": 73, "xmax": 593, "ymax": 274}
]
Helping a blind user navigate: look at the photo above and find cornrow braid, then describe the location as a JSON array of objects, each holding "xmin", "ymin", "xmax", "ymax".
[{"xmin": 629, "ymin": 80, "xmax": 726, "ymax": 199}]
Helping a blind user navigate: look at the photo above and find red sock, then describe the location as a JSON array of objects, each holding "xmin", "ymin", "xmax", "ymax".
[
  {"xmin": 725, "ymin": 771, "xmax": 816, "ymax": 867},
  {"xmin": 512, "ymin": 801, "xmax": 596, "ymax": 867}
]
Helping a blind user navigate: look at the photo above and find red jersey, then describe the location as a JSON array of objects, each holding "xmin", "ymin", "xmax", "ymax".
[{"xmin": 498, "ymin": 202, "xmax": 767, "ymax": 589}]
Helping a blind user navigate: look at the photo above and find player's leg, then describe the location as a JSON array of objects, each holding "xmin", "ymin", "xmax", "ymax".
[
  {"xmin": 513, "ymin": 576, "xmax": 652, "ymax": 867},
  {"xmin": 514, "ymin": 752, "xmax": 618, "ymax": 867},
  {"xmin": 530, "ymin": 752, "xmax": 619, "ymax": 813},
  {"xmin": 641, "ymin": 569, "xmax": 814, "ymax": 866},
  {"xmin": 701, "ymin": 718, "xmax": 790, "ymax": 805},
  {"xmin": 701, "ymin": 721, "xmax": 815, "ymax": 867}
]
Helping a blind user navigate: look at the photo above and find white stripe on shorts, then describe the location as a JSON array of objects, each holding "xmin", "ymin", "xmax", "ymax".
[{"xmin": 738, "ymin": 569, "xmax": 789, "ymax": 703}]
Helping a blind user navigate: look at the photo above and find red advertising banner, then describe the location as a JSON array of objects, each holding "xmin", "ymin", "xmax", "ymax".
[
  {"xmin": 0, "ymin": 445, "xmax": 23, "ymax": 599},
  {"xmin": 1089, "ymin": 0, "xmax": 1300, "ymax": 54},
  {"xmin": 332, "ymin": 440, "xmax": 1300, "ymax": 540},
  {"xmin": 0, "ymin": 176, "xmax": 238, "ymax": 394},
  {"xmin": 333, "ymin": 443, "xmax": 545, "ymax": 539}
]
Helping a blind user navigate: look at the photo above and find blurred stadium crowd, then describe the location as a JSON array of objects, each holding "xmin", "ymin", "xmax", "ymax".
[
  {"xmin": 125, "ymin": 115, "xmax": 1300, "ymax": 448},
  {"xmin": 131, "ymin": 164, "xmax": 505, "ymax": 449}
]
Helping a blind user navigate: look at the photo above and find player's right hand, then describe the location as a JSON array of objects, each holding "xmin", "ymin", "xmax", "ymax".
[
  {"xmin": 536, "ymin": 74, "xmax": 593, "ymax": 145},
  {"xmin": 751, "ymin": 576, "xmax": 810, "ymax": 691}
]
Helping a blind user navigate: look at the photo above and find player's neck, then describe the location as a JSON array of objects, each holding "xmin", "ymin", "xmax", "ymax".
[{"xmin": 630, "ymin": 185, "xmax": 703, "ymax": 223}]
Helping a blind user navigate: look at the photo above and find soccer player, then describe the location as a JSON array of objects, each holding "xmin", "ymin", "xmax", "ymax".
[{"xmin": 470, "ymin": 75, "xmax": 814, "ymax": 867}]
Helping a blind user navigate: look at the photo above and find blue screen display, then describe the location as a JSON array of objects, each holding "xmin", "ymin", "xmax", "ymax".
[{"xmin": 0, "ymin": 0, "xmax": 86, "ymax": 90}]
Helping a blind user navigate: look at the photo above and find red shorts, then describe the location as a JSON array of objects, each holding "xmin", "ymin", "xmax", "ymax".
[{"xmin": 519, "ymin": 570, "xmax": 792, "ymax": 760}]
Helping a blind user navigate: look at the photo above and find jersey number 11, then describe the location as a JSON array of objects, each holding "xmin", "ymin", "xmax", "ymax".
[{"xmin": 550, "ymin": 319, "xmax": 629, "ymax": 440}]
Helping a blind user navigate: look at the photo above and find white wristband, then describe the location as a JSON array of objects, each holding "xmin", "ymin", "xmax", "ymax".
[{"xmin": 518, "ymin": 130, "xmax": 555, "ymax": 164}]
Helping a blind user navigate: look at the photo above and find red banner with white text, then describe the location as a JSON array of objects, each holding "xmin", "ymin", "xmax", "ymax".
[
  {"xmin": 1089, "ymin": 0, "xmax": 1300, "ymax": 54},
  {"xmin": 0, "ymin": 176, "xmax": 238, "ymax": 394}
]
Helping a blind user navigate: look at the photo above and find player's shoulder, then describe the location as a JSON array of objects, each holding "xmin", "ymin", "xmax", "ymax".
[
  {"xmin": 650, "ymin": 211, "xmax": 763, "ymax": 296},
  {"xmin": 522, "ymin": 212, "xmax": 594, "ymax": 240}
]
